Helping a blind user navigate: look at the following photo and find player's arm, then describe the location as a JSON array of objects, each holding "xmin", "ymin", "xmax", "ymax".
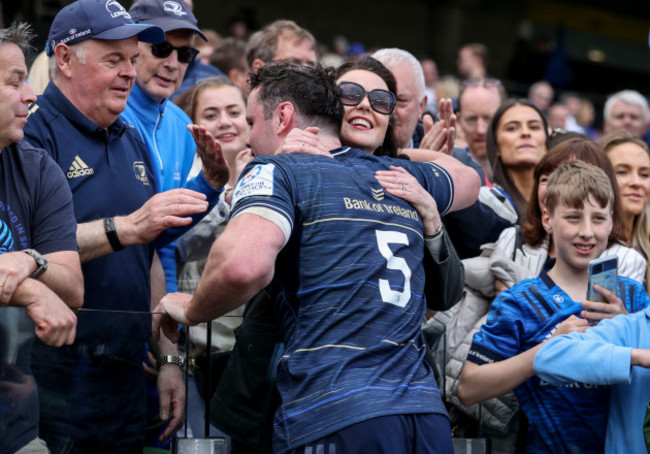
[
  {"xmin": 153, "ymin": 213, "xmax": 285, "ymax": 341},
  {"xmin": 188, "ymin": 213, "xmax": 284, "ymax": 322}
]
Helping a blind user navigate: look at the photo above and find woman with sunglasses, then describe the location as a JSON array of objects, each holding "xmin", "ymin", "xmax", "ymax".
[
  {"xmin": 280, "ymin": 57, "xmax": 402, "ymax": 158},
  {"xmin": 334, "ymin": 57, "xmax": 401, "ymax": 156},
  {"xmin": 281, "ymin": 57, "xmax": 515, "ymax": 261}
]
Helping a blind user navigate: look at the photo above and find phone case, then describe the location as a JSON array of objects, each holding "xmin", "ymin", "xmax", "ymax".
[{"xmin": 586, "ymin": 257, "xmax": 618, "ymax": 303}]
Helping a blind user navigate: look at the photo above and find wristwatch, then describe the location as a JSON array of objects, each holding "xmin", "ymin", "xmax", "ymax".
[
  {"xmin": 22, "ymin": 249, "xmax": 48, "ymax": 279},
  {"xmin": 103, "ymin": 217, "xmax": 125, "ymax": 251},
  {"xmin": 157, "ymin": 355, "xmax": 185, "ymax": 370}
]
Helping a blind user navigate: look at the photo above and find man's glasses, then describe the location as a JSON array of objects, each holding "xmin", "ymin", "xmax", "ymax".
[
  {"xmin": 337, "ymin": 81, "xmax": 396, "ymax": 115},
  {"xmin": 151, "ymin": 41, "xmax": 199, "ymax": 64}
]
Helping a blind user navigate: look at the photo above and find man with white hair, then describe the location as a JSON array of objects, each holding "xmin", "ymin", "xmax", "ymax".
[
  {"xmin": 23, "ymin": 0, "xmax": 228, "ymax": 451},
  {"xmin": 372, "ymin": 48, "xmax": 428, "ymax": 149},
  {"xmin": 373, "ymin": 49, "xmax": 516, "ymax": 259},
  {"xmin": 603, "ymin": 89, "xmax": 649, "ymax": 139}
]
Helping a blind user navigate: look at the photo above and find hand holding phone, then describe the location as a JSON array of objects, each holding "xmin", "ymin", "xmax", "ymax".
[
  {"xmin": 584, "ymin": 256, "xmax": 619, "ymax": 325},
  {"xmin": 587, "ymin": 256, "xmax": 618, "ymax": 302}
]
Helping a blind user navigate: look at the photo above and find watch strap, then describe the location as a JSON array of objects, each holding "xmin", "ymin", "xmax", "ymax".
[
  {"xmin": 157, "ymin": 355, "xmax": 185, "ymax": 370},
  {"xmin": 22, "ymin": 249, "xmax": 48, "ymax": 279},
  {"xmin": 104, "ymin": 217, "xmax": 125, "ymax": 252}
]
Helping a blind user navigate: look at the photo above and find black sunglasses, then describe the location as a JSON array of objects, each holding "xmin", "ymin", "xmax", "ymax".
[
  {"xmin": 151, "ymin": 41, "xmax": 199, "ymax": 64},
  {"xmin": 337, "ymin": 81, "xmax": 396, "ymax": 115}
]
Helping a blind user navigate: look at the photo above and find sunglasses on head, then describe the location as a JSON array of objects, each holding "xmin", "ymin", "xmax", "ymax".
[
  {"xmin": 337, "ymin": 81, "xmax": 396, "ymax": 115},
  {"xmin": 150, "ymin": 41, "xmax": 199, "ymax": 64}
]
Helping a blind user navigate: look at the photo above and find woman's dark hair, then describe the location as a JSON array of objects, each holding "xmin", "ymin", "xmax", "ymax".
[
  {"xmin": 334, "ymin": 56, "xmax": 400, "ymax": 157},
  {"xmin": 486, "ymin": 98, "xmax": 550, "ymax": 220},
  {"xmin": 522, "ymin": 137, "xmax": 624, "ymax": 247}
]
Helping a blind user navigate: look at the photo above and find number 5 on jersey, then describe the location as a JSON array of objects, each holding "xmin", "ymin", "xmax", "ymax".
[{"xmin": 376, "ymin": 230, "xmax": 412, "ymax": 308}]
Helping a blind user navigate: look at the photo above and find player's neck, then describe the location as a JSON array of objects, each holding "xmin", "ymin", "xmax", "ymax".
[
  {"xmin": 320, "ymin": 134, "xmax": 342, "ymax": 152},
  {"xmin": 547, "ymin": 259, "xmax": 588, "ymax": 302}
]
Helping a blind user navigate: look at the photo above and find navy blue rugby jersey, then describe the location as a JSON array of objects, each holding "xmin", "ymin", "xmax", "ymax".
[
  {"xmin": 231, "ymin": 147, "xmax": 453, "ymax": 453},
  {"xmin": 468, "ymin": 270, "xmax": 649, "ymax": 453}
]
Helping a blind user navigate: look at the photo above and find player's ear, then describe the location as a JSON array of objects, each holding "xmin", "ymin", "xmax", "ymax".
[
  {"xmin": 541, "ymin": 208, "xmax": 552, "ymax": 234},
  {"xmin": 275, "ymin": 101, "xmax": 295, "ymax": 135}
]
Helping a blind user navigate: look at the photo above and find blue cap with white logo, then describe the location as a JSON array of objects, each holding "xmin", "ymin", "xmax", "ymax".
[
  {"xmin": 129, "ymin": 0, "xmax": 207, "ymax": 42},
  {"xmin": 46, "ymin": 0, "xmax": 165, "ymax": 56}
]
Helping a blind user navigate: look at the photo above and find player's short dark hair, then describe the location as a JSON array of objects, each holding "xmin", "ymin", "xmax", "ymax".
[{"xmin": 248, "ymin": 62, "xmax": 343, "ymax": 135}]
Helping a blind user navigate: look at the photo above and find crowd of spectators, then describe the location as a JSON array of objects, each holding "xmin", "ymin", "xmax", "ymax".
[{"xmin": 2, "ymin": 0, "xmax": 650, "ymax": 453}]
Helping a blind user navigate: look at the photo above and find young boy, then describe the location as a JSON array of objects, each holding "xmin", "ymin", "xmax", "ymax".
[
  {"xmin": 457, "ymin": 161, "xmax": 650, "ymax": 453},
  {"xmin": 535, "ymin": 271, "xmax": 650, "ymax": 453}
]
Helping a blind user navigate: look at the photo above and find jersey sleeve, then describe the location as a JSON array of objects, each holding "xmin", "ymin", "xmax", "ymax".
[
  {"xmin": 466, "ymin": 289, "xmax": 526, "ymax": 365},
  {"xmin": 230, "ymin": 159, "xmax": 296, "ymax": 243},
  {"xmin": 627, "ymin": 278, "xmax": 650, "ymax": 313},
  {"xmin": 31, "ymin": 151, "xmax": 78, "ymax": 254},
  {"xmin": 402, "ymin": 161, "xmax": 454, "ymax": 216}
]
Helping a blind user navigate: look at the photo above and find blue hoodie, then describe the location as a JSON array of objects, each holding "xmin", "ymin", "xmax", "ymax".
[{"xmin": 122, "ymin": 83, "xmax": 221, "ymax": 291}]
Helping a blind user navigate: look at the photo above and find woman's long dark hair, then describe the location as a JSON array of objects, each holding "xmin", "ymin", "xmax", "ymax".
[
  {"xmin": 334, "ymin": 56, "xmax": 400, "ymax": 157},
  {"xmin": 522, "ymin": 137, "xmax": 624, "ymax": 247},
  {"xmin": 485, "ymin": 98, "xmax": 550, "ymax": 220}
]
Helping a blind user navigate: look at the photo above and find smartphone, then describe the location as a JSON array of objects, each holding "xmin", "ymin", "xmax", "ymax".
[
  {"xmin": 586, "ymin": 256, "xmax": 618, "ymax": 302},
  {"xmin": 586, "ymin": 256, "xmax": 618, "ymax": 325}
]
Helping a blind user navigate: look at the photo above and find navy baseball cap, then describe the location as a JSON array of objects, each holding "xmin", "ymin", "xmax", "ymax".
[
  {"xmin": 46, "ymin": 0, "xmax": 165, "ymax": 56},
  {"xmin": 129, "ymin": 0, "xmax": 207, "ymax": 42}
]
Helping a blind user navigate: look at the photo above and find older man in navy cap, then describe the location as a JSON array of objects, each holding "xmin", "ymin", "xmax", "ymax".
[
  {"xmin": 24, "ymin": 1, "xmax": 229, "ymax": 452},
  {"xmin": 122, "ymin": 0, "xmax": 226, "ymax": 294}
]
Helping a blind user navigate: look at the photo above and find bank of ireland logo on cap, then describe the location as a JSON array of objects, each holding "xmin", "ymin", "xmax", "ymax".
[
  {"xmin": 105, "ymin": 0, "xmax": 132, "ymax": 19},
  {"xmin": 163, "ymin": 1, "xmax": 187, "ymax": 16}
]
